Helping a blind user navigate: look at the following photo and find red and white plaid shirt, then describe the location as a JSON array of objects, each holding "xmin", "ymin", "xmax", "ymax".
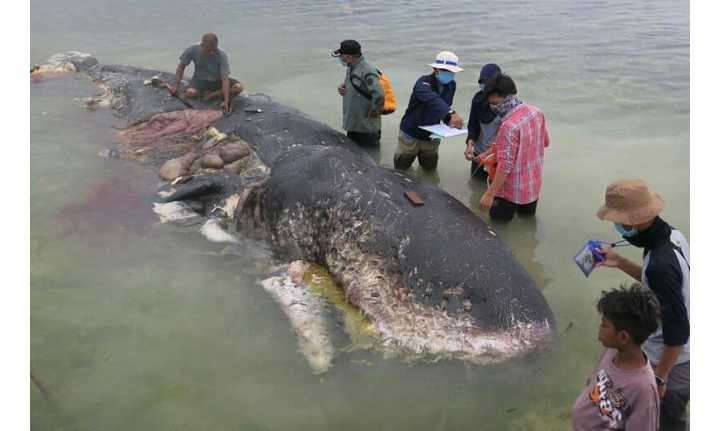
[{"xmin": 495, "ymin": 104, "xmax": 550, "ymax": 204}]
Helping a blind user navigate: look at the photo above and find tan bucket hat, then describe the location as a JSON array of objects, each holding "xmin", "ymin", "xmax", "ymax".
[{"xmin": 596, "ymin": 179, "xmax": 664, "ymax": 225}]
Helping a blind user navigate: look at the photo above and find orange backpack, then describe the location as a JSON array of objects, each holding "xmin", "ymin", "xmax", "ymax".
[
  {"xmin": 377, "ymin": 71, "xmax": 396, "ymax": 115},
  {"xmin": 351, "ymin": 69, "xmax": 397, "ymax": 115}
]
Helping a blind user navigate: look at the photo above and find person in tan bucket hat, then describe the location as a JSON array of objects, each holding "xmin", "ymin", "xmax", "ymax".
[
  {"xmin": 597, "ymin": 179, "xmax": 665, "ymax": 226},
  {"xmin": 595, "ymin": 179, "xmax": 690, "ymax": 431}
]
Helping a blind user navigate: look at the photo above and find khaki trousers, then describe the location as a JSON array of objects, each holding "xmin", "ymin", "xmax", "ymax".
[{"xmin": 394, "ymin": 132, "xmax": 440, "ymax": 170}]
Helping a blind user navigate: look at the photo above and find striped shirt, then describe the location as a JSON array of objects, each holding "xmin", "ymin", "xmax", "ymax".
[{"xmin": 495, "ymin": 104, "xmax": 550, "ymax": 204}]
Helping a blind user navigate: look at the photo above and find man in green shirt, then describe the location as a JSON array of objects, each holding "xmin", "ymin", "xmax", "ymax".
[
  {"xmin": 332, "ymin": 40, "xmax": 384, "ymax": 147},
  {"xmin": 167, "ymin": 33, "xmax": 243, "ymax": 113}
]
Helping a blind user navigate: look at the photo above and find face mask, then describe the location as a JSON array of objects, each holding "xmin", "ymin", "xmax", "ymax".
[
  {"xmin": 614, "ymin": 222, "xmax": 638, "ymax": 238},
  {"xmin": 490, "ymin": 95, "xmax": 523, "ymax": 118},
  {"xmin": 338, "ymin": 57, "xmax": 348, "ymax": 67},
  {"xmin": 437, "ymin": 70, "xmax": 455, "ymax": 84},
  {"xmin": 479, "ymin": 83, "xmax": 486, "ymax": 92}
]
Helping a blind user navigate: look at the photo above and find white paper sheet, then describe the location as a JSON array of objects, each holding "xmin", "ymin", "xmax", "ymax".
[{"xmin": 419, "ymin": 123, "xmax": 468, "ymax": 138}]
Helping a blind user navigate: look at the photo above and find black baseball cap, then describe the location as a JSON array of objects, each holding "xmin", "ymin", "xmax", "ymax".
[
  {"xmin": 478, "ymin": 63, "xmax": 501, "ymax": 83},
  {"xmin": 332, "ymin": 39, "xmax": 362, "ymax": 57}
]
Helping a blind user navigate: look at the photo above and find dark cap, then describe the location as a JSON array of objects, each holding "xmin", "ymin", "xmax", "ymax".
[
  {"xmin": 332, "ymin": 39, "xmax": 362, "ymax": 57},
  {"xmin": 478, "ymin": 63, "xmax": 501, "ymax": 83}
]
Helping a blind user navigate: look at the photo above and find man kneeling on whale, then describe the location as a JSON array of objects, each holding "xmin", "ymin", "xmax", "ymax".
[{"xmin": 166, "ymin": 33, "xmax": 243, "ymax": 113}]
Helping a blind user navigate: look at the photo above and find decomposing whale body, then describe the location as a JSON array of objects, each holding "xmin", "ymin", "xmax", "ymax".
[{"xmin": 47, "ymin": 53, "xmax": 555, "ymax": 369}]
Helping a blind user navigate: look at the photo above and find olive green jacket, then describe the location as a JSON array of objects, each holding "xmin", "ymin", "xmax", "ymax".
[{"xmin": 342, "ymin": 56, "xmax": 384, "ymax": 134}]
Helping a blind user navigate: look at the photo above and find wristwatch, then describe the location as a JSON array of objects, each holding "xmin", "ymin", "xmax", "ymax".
[
  {"xmin": 655, "ymin": 375, "xmax": 667, "ymax": 387},
  {"xmin": 444, "ymin": 110, "xmax": 456, "ymax": 123}
]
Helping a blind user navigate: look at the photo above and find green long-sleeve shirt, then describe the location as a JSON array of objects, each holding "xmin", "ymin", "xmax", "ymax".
[{"xmin": 342, "ymin": 56, "xmax": 384, "ymax": 134}]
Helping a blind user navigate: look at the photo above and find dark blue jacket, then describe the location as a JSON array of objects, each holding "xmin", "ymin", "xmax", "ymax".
[{"xmin": 399, "ymin": 73, "xmax": 456, "ymax": 140}]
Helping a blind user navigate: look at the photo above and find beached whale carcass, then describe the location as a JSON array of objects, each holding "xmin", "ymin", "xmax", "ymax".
[{"xmin": 43, "ymin": 53, "xmax": 555, "ymax": 370}]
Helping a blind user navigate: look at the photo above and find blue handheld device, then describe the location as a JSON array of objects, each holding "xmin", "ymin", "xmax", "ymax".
[{"xmin": 587, "ymin": 240, "xmax": 605, "ymax": 262}]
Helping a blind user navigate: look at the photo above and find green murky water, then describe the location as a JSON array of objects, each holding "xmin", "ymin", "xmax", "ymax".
[{"xmin": 31, "ymin": 1, "xmax": 688, "ymax": 429}]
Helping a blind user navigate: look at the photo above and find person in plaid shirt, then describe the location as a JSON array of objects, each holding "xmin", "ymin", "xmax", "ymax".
[{"xmin": 478, "ymin": 74, "xmax": 550, "ymax": 222}]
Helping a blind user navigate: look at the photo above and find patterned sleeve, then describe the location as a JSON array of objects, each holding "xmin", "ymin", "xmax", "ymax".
[
  {"xmin": 542, "ymin": 114, "xmax": 550, "ymax": 148},
  {"xmin": 495, "ymin": 124, "xmax": 517, "ymax": 175}
]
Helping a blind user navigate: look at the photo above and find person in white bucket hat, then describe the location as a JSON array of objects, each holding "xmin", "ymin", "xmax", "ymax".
[
  {"xmin": 395, "ymin": 51, "xmax": 465, "ymax": 171},
  {"xmin": 427, "ymin": 51, "xmax": 464, "ymax": 73}
]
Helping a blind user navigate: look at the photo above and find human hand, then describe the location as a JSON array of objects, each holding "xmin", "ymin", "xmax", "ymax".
[
  {"xmin": 479, "ymin": 190, "xmax": 495, "ymax": 211},
  {"xmin": 595, "ymin": 247, "xmax": 621, "ymax": 268},
  {"xmin": 449, "ymin": 112, "xmax": 464, "ymax": 129},
  {"xmin": 464, "ymin": 141, "xmax": 475, "ymax": 161},
  {"xmin": 475, "ymin": 148, "xmax": 492, "ymax": 162},
  {"xmin": 221, "ymin": 101, "xmax": 231, "ymax": 114},
  {"xmin": 658, "ymin": 384, "xmax": 667, "ymax": 398},
  {"xmin": 338, "ymin": 83, "xmax": 347, "ymax": 96},
  {"xmin": 166, "ymin": 83, "xmax": 178, "ymax": 95}
]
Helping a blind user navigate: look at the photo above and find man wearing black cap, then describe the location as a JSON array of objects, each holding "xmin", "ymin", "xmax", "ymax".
[
  {"xmin": 332, "ymin": 40, "xmax": 385, "ymax": 147},
  {"xmin": 465, "ymin": 63, "xmax": 502, "ymax": 179}
]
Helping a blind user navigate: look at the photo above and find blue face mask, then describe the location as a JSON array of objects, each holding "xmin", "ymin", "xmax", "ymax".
[
  {"xmin": 614, "ymin": 222, "xmax": 638, "ymax": 238},
  {"xmin": 338, "ymin": 57, "xmax": 348, "ymax": 67},
  {"xmin": 437, "ymin": 70, "xmax": 455, "ymax": 84},
  {"xmin": 479, "ymin": 83, "xmax": 486, "ymax": 92}
]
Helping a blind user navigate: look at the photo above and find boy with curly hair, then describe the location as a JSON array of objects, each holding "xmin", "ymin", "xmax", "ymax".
[{"xmin": 572, "ymin": 285, "xmax": 660, "ymax": 430}]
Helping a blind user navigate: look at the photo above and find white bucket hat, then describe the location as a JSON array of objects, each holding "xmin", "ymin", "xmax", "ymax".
[{"xmin": 428, "ymin": 51, "xmax": 464, "ymax": 73}]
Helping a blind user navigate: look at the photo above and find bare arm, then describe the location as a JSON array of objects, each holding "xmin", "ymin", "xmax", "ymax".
[
  {"xmin": 616, "ymin": 255, "xmax": 643, "ymax": 281},
  {"xmin": 479, "ymin": 124, "xmax": 511, "ymax": 210},
  {"xmin": 170, "ymin": 63, "xmax": 186, "ymax": 94},
  {"xmin": 479, "ymin": 170, "xmax": 508, "ymax": 210},
  {"xmin": 596, "ymin": 249, "xmax": 643, "ymax": 281},
  {"xmin": 486, "ymin": 170, "xmax": 508, "ymax": 195},
  {"xmin": 221, "ymin": 75, "xmax": 230, "ymax": 112},
  {"xmin": 654, "ymin": 345, "xmax": 683, "ymax": 396},
  {"xmin": 465, "ymin": 139, "xmax": 475, "ymax": 160}
]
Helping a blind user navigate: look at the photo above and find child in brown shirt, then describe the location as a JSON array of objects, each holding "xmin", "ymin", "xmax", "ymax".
[{"xmin": 572, "ymin": 285, "xmax": 661, "ymax": 430}]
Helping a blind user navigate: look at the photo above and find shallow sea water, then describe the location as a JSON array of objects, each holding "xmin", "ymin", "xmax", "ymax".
[{"xmin": 31, "ymin": 1, "xmax": 689, "ymax": 429}]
